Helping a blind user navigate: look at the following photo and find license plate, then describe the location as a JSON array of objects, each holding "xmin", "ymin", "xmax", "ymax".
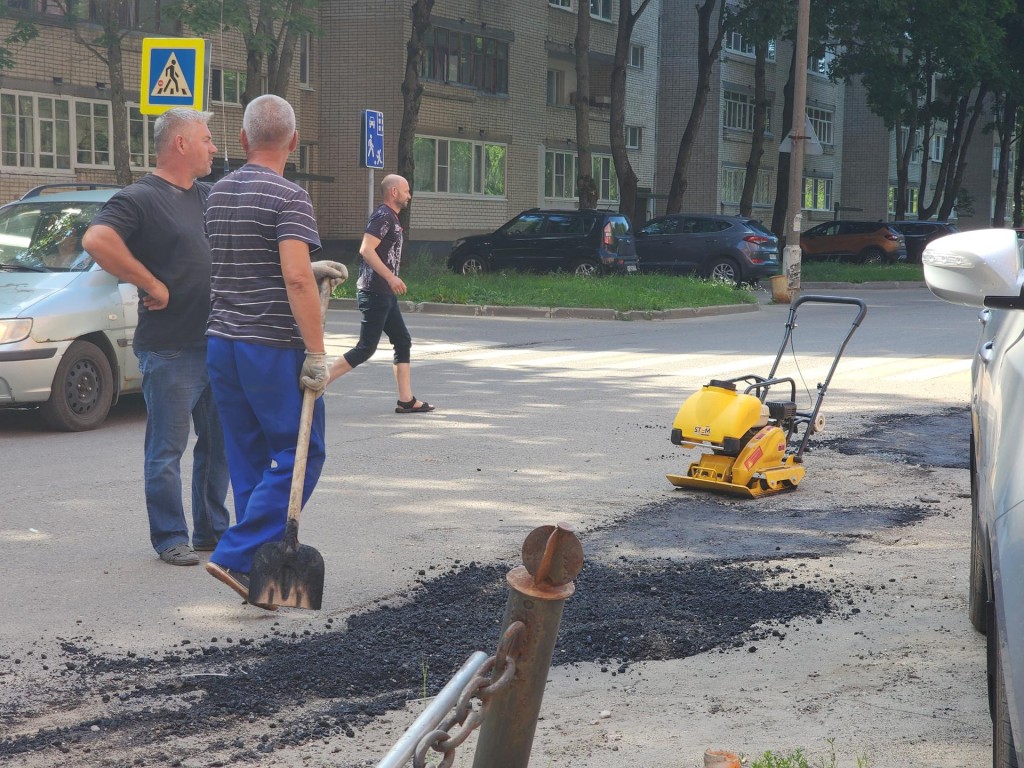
[{"xmin": 627, "ymin": 265, "xmax": 637, "ymax": 272}]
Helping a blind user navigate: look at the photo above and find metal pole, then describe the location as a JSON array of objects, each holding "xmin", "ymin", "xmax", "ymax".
[
  {"xmin": 783, "ymin": 0, "xmax": 811, "ymax": 299},
  {"xmin": 375, "ymin": 651, "xmax": 489, "ymax": 768},
  {"xmin": 472, "ymin": 524, "xmax": 583, "ymax": 768},
  {"xmin": 368, "ymin": 168, "xmax": 375, "ymax": 219}
]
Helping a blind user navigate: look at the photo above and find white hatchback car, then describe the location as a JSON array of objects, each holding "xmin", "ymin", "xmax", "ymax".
[{"xmin": 0, "ymin": 185, "xmax": 141, "ymax": 431}]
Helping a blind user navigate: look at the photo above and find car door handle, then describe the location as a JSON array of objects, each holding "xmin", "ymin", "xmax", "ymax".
[{"xmin": 980, "ymin": 341, "xmax": 994, "ymax": 364}]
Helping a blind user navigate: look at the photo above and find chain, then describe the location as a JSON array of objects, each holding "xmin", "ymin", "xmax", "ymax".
[{"xmin": 412, "ymin": 621, "xmax": 525, "ymax": 768}]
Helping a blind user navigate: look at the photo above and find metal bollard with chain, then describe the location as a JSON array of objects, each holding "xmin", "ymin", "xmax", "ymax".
[{"xmin": 411, "ymin": 620, "xmax": 526, "ymax": 768}]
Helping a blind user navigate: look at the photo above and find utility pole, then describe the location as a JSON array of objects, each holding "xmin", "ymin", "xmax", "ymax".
[{"xmin": 783, "ymin": 0, "xmax": 811, "ymax": 298}]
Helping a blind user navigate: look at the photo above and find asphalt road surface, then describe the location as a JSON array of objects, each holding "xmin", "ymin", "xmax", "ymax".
[{"xmin": 0, "ymin": 286, "xmax": 984, "ymax": 766}]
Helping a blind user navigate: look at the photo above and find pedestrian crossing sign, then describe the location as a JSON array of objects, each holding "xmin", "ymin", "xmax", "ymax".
[{"xmin": 140, "ymin": 37, "xmax": 206, "ymax": 115}]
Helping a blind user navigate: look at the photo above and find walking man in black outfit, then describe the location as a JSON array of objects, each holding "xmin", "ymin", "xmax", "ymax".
[{"xmin": 328, "ymin": 174, "xmax": 434, "ymax": 414}]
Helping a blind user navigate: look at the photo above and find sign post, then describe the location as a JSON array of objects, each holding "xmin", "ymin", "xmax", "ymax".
[
  {"xmin": 362, "ymin": 109, "xmax": 384, "ymax": 219},
  {"xmin": 140, "ymin": 38, "xmax": 207, "ymax": 115}
]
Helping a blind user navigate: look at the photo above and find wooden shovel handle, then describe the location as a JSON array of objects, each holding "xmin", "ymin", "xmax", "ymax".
[{"xmin": 285, "ymin": 280, "xmax": 334, "ymax": 534}]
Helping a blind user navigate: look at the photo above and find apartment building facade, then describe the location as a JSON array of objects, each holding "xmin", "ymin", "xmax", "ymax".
[{"xmin": 0, "ymin": 0, "xmax": 1004, "ymax": 246}]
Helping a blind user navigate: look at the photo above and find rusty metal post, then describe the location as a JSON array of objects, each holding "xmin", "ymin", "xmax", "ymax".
[{"xmin": 471, "ymin": 523, "xmax": 584, "ymax": 768}]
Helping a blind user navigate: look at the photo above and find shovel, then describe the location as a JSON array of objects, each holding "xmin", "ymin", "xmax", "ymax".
[{"xmin": 248, "ymin": 281, "xmax": 333, "ymax": 610}]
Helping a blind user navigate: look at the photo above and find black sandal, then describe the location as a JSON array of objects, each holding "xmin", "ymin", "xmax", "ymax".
[{"xmin": 395, "ymin": 397, "xmax": 435, "ymax": 413}]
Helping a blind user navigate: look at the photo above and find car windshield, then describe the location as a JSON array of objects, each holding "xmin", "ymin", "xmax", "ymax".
[
  {"xmin": 745, "ymin": 220, "xmax": 775, "ymax": 238},
  {"xmin": 0, "ymin": 201, "xmax": 102, "ymax": 272}
]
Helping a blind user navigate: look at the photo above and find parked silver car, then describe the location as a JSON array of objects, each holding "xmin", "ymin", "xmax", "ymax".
[
  {"xmin": 922, "ymin": 227, "xmax": 1023, "ymax": 767},
  {"xmin": 0, "ymin": 185, "xmax": 140, "ymax": 431}
]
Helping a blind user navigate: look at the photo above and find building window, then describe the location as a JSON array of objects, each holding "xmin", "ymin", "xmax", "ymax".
[
  {"xmin": 808, "ymin": 50, "xmax": 835, "ymax": 77},
  {"xmin": 724, "ymin": 32, "xmax": 776, "ymax": 60},
  {"xmin": 593, "ymin": 155, "xmax": 618, "ymax": 200},
  {"xmin": 930, "ymin": 133, "xmax": 945, "ymax": 163},
  {"xmin": 802, "ymin": 177, "xmax": 832, "ymax": 211},
  {"xmin": 723, "ymin": 90, "xmax": 756, "ymax": 131},
  {"xmin": 590, "ymin": 0, "xmax": 610, "ymax": 19},
  {"xmin": 549, "ymin": 0, "xmax": 571, "ymax": 6},
  {"xmin": 547, "ymin": 69, "xmax": 566, "ymax": 106},
  {"xmin": 543, "ymin": 150, "xmax": 618, "ymax": 202},
  {"xmin": 628, "ymin": 44, "xmax": 645, "ymax": 69},
  {"xmin": 806, "ymin": 106, "xmax": 834, "ymax": 146},
  {"xmin": 299, "ymin": 33, "xmax": 311, "ymax": 87},
  {"xmin": 420, "ymin": 27, "xmax": 510, "ymax": 95},
  {"xmin": 545, "ymin": 150, "xmax": 577, "ymax": 199},
  {"xmin": 413, "ymin": 136, "xmax": 507, "ymax": 197},
  {"xmin": 0, "ymin": 91, "xmax": 72, "ymax": 170},
  {"xmin": 211, "ymin": 69, "xmax": 245, "ymax": 105},
  {"xmin": 74, "ymin": 99, "xmax": 111, "ymax": 167},
  {"xmin": 888, "ymin": 186, "xmax": 919, "ymax": 215},
  {"xmin": 722, "ymin": 166, "xmax": 773, "ymax": 205},
  {"xmin": 625, "ymin": 125, "xmax": 643, "ymax": 150},
  {"xmin": 899, "ymin": 127, "xmax": 923, "ymax": 163},
  {"xmin": 128, "ymin": 105, "xmax": 156, "ymax": 168}
]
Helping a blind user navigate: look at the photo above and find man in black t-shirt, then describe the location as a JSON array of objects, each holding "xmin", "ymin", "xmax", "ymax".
[
  {"xmin": 83, "ymin": 108, "xmax": 230, "ymax": 567},
  {"xmin": 327, "ymin": 174, "xmax": 435, "ymax": 413}
]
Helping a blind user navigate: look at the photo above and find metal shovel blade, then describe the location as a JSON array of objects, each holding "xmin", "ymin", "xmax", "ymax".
[{"xmin": 248, "ymin": 520, "xmax": 325, "ymax": 610}]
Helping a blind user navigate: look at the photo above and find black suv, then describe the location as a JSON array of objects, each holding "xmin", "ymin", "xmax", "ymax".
[
  {"xmin": 447, "ymin": 208, "xmax": 639, "ymax": 276},
  {"xmin": 890, "ymin": 220, "xmax": 959, "ymax": 264}
]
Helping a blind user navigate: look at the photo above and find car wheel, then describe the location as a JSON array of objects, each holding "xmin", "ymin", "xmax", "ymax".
[
  {"xmin": 859, "ymin": 247, "xmax": 888, "ymax": 265},
  {"xmin": 39, "ymin": 340, "xmax": 114, "ymax": 432},
  {"xmin": 454, "ymin": 254, "xmax": 487, "ymax": 275},
  {"xmin": 571, "ymin": 259, "xmax": 600, "ymax": 277},
  {"xmin": 969, "ymin": 438, "xmax": 989, "ymax": 634},
  {"xmin": 706, "ymin": 257, "xmax": 740, "ymax": 286},
  {"xmin": 993, "ymin": 612, "xmax": 1020, "ymax": 768}
]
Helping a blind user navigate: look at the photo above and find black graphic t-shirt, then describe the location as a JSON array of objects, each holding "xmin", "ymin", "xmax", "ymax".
[{"xmin": 358, "ymin": 204, "xmax": 403, "ymax": 294}]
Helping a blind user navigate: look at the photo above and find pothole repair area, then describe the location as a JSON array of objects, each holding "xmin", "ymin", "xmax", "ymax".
[{"xmin": 0, "ymin": 408, "xmax": 971, "ymax": 765}]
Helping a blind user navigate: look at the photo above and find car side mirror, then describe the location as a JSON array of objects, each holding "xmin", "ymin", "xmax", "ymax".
[{"xmin": 923, "ymin": 229, "xmax": 1023, "ymax": 308}]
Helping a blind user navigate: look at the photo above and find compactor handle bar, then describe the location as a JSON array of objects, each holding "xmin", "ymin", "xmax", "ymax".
[{"xmin": 768, "ymin": 295, "xmax": 869, "ymax": 462}]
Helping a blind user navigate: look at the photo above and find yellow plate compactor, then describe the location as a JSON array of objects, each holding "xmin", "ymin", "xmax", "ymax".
[{"xmin": 667, "ymin": 295, "xmax": 867, "ymax": 498}]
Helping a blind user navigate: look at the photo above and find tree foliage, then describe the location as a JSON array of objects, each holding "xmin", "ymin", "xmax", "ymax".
[
  {"xmin": 166, "ymin": 0, "xmax": 318, "ymax": 105},
  {"xmin": 831, "ymin": 0, "xmax": 1012, "ymax": 220}
]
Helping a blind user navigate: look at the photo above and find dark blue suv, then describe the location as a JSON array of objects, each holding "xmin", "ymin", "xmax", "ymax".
[{"xmin": 448, "ymin": 208, "xmax": 639, "ymax": 277}]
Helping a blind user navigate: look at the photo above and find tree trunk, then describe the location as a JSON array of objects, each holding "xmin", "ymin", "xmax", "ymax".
[
  {"xmin": 770, "ymin": 46, "xmax": 796, "ymax": 242},
  {"xmin": 1015, "ymin": 115, "xmax": 1024, "ymax": 227},
  {"xmin": 993, "ymin": 94, "xmax": 1017, "ymax": 226},
  {"xmin": 575, "ymin": 1, "xmax": 597, "ymax": 209},
  {"xmin": 937, "ymin": 85, "xmax": 987, "ymax": 221},
  {"xmin": 396, "ymin": 0, "xmax": 433, "ymax": 232},
  {"xmin": 739, "ymin": 42, "xmax": 768, "ymax": 217},
  {"xmin": 106, "ymin": 26, "xmax": 132, "ymax": 185},
  {"xmin": 267, "ymin": 0, "xmax": 304, "ymax": 96},
  {"xmin": 610, "ymin": 0, "xmax": 650, "ymax": 223},
  {"xmin": 665, "ymin": 0, "xmax": 723, "ymax": 214}
]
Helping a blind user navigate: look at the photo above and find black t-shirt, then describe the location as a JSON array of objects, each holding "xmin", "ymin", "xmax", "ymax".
[
  {"xmin": 357, "ymin": 204, "xmax": 403, "ymax": 294},
  {"xmin": 91, "ymin": 175, "xmax": 212, "ymax": 351}
]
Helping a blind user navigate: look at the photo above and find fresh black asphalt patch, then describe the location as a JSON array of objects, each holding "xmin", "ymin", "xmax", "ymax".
[{"xmin": 0, "ymin": 408, "xmax": 970, "ymax": 765}]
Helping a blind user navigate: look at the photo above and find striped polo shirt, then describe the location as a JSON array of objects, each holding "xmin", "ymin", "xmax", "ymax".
[{"xmin": 206, "ymin": 163, "xmax": 321, "ymax": 348}]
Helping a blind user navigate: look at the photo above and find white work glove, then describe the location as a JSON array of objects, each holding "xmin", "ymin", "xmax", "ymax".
[
  {"xmin": 300, "ymin": 352, "xmax": 328, "ymax": 399},
  {"xmin": 311, "ymin": 260, "xmax": 348, "ymax": 289}
]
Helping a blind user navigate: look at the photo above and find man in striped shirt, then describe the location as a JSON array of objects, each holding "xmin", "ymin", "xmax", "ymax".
[{"xmin": 203, "ymin": 94, "xmax": 344, "ymax": 609}]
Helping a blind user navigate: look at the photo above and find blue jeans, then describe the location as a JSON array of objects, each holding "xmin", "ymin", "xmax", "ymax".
[
  {"xmin": 343, "ymin": 289, "xmax": 412, "ymax": 368},
  {"xmin": 206, "ymin": 337, "xmax": 327, "ymax": 574},
  {"xmin": 136, "ymin": 344, "xmax": 230, "ymax": 554}
]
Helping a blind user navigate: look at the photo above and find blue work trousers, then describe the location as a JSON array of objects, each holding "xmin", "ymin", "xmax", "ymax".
[
  {"xmin": 205, "ymin": 337, "xmax": 327, "ymax": 574},
  {"xmin": 136, "ymin": 344, "xmax": 230, "ymax": 553}
]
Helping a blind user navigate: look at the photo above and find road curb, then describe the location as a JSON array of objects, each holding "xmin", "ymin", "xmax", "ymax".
[
  {"xmin": 327, "ymin": 298, "xmax": 760, "ymax": 320},
  {"xmin": 326, "ymin": 283, "xmax": 925, "ymax": 320}
]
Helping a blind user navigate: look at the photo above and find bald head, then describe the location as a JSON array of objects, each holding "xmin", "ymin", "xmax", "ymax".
[
  {"xmin": 380, "ymin": 174, "xmax": 411, "ymax": 212},
  {"xmin": 242, "ymin": 94, "xmax": 296, "ymax": 151}
]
